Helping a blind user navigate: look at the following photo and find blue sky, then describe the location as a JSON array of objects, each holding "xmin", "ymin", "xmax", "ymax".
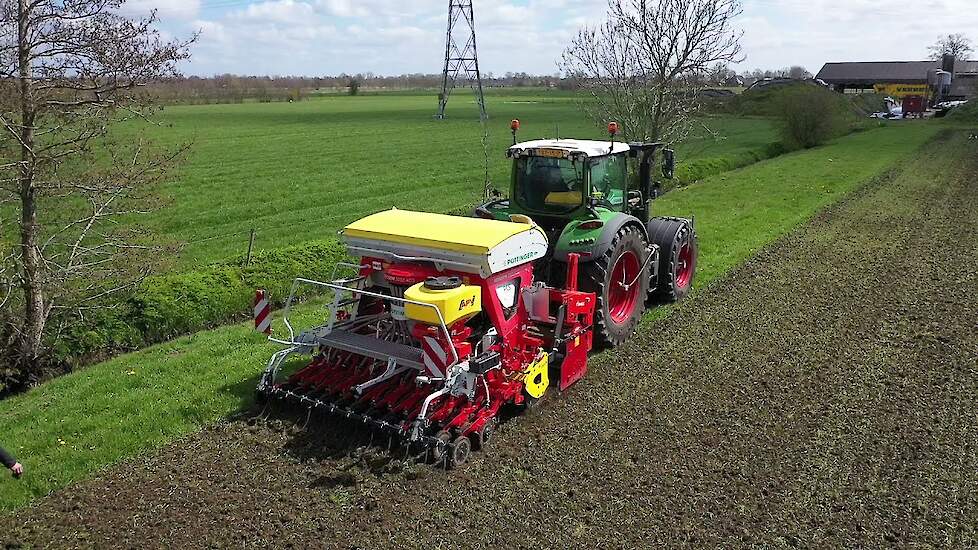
[{"xmin": 126, "ymin": 0, "xmax": 978, "ymax": 77}]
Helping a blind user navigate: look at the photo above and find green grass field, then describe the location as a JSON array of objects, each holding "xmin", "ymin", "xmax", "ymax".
[
  {"xmin": 0, "ymin": 123, "xmax": 940, "ymax": 511},
  {"xmin": 127, "ymin": 93, "xmax": 778, "ymax": 265}
]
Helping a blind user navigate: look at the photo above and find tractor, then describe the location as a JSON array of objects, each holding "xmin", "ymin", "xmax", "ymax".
[
  {"xmin": 254, "ymin": 121, "xmax": 697, "ymax": 467},
  {"xmin": 474, "ymin": 120, "xmax": 697, "ymax": 347}
]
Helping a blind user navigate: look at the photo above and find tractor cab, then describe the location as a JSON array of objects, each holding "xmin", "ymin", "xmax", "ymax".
[
  {"xmin": 476, "ymin": 129, "xmax": 675, "ymax": 231},
  {"xmin": 474, "ymin": 121, "xmax": 695, "ymax": 348},
  {"xmin": 508, "ymin": 139, "xmax": 632, "ymax": 219}
]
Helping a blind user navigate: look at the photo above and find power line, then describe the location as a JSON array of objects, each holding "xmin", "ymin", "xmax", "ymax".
[{"xmin": 435, "ymin": 0, "xmax": 487, "ymax": 121}]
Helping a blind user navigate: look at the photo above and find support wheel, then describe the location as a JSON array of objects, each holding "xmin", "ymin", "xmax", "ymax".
[
  {"xmin": 581, "ymin": 224, "xmax": 650, "ymax": 348},
  {"xmin": 447, "ymin": 436, "xmax": 471, "ymax": 469},
  {"xmin": 430, "ymin": 430, "xmax": 451, "ymax": 463},
  {"xmin": 648, "ymin": 217, "xmax": 697, "ymax": 302},
  {"xmin": 471, "ymin": 417, "xmax": 498, "ymax": 451}
]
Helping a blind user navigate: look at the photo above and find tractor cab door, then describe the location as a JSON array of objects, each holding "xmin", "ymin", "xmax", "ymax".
[{"xmin": 588, "ymin": 154, "xmax": 628, "ymax": 212}]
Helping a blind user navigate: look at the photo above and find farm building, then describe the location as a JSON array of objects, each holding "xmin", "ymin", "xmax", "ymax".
[{"xmin": 816, "ymin": 56, "xmax": 978, "ymax": 100}]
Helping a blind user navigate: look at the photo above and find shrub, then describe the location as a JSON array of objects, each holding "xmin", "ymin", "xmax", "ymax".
[
  {"xmin": 947, "ymin": 100, "xmax": 978, "ymax": 122},
  {"xmin": 777, "ymin": 86, "xmax": 850, "ymax": 150}
]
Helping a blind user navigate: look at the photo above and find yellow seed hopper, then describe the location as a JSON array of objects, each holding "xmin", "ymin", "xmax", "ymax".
[{"xmin": 341, "ymin": 209, "xmax": 549, "ymax": 277}]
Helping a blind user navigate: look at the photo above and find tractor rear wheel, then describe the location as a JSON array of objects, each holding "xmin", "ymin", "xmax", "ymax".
[
  {"xmin": 582, "ymin": 224, "xmax": 649, "ymax": 348},
  {"xmin": 648, "ymin": 217, "xmax": 697, "ymax": 302}
]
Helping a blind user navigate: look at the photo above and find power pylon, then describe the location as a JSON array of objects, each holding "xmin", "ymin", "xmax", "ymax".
[{"xmin": 436, "ymin": 0, "xmax": 487, "ymax": 120}]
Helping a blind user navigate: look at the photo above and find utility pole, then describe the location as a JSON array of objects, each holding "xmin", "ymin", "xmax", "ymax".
[{"xmin": 436, "ymin": 0, "xmax": 487, "ymax": 120}]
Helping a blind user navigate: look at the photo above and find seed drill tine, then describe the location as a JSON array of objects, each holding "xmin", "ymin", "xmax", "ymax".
[{"xmin": 353, "ymin": 357, "xmax": 408, "ymax": 395}]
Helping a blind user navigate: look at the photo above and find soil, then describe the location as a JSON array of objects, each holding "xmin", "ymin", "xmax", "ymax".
[{"xmin": 3, "ymin": 131, "xmax": 977, "ymax": 548}]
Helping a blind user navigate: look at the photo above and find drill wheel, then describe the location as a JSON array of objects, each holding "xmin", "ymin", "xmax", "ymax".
[
  {"xmin": 447, "ymin": 435, "xmax": 471, "ymax": 469},
  {"xmin": 429, "ymin": 430, "xmax": 452, "ymax": 463},
  {"xmin": 471, "ymin": 417, "xmax": 499, "ymax": 451}
]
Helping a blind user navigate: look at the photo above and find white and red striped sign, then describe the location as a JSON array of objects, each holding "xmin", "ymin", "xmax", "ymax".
[
  {"xmin": 421, "ymin": 335, "xmax": 448, "ymax": 379},
  {"xmin": 254, "ymin": 289, "xmax": 271, "ymax": 335}
]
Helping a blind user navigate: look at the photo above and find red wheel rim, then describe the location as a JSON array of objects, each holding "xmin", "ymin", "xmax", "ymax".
[
  {"xmin": 608, "ymin": 250, "xmax": 640, "ymax": 324},
  {"xmin": 676, "ymin": 242, "xmax": 693, "ymax": 289}
]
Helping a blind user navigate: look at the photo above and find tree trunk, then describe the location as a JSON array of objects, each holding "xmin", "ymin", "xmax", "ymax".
[{"xmin": 17, "ymin": 0, "xmax": 44, "ymax": 380}]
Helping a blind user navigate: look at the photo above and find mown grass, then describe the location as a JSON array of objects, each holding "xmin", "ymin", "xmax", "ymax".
[
  {"xmin": 119, "ymin": 93, "xmax": 777, "ymax": 265},
  {"xmin": 0, "ymin": 122, "xmax": 939, "ymax": 511}
]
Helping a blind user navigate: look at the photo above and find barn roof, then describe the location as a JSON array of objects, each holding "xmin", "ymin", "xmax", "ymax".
[{"xmin": 816, "ymin": 60, "xmax": 978, "ymax": 85}]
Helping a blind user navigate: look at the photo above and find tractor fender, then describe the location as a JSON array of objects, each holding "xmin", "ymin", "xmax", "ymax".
[{"xmin": 552, "ymin": 212, "xmax": 649, "ymax": 263}]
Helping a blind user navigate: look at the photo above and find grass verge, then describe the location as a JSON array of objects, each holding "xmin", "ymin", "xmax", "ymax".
[{"xmin": 0, "ymin": 123, "xmax": 939, "ymax": 511}]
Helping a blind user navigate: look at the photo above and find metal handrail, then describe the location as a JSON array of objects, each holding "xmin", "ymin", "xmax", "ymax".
[
  {"xmin": 330, "ymin": 261, "xmax": 367, "ymax": 282},
  {"xmin": 268, "ymin": 277, "xmax": 460, "ymax": 367}
]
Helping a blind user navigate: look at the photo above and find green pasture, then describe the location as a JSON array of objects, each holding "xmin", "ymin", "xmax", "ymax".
[
  {"xmin": 125, "ymin": 93, "xmax": 778, "ymax": 265},
  {"xmin": 0, "ymin": 122, "xmax": 941, "ymax": 511}
]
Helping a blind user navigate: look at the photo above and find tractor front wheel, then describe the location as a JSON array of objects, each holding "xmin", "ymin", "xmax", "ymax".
[{"xmin": 582, "ymin": 224, "xmax": 649, "ymax": 348}]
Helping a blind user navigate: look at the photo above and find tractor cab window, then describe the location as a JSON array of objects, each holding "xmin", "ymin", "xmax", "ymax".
[
  {"xmin": 589, "ymin": 154, "xmax": 627, "ymax": 209},
  {"xmin": 515, "ymin": 156, "xmax": 585, "ymax": 214}
]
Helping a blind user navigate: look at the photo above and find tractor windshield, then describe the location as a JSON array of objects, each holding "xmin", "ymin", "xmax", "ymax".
[
  {"xmin": 514, "ymin": 156, "xmax": 585, "ymax": 214},
  {"xmin": 589, "ymin": 154, "xmax": 627, "ymax": 209}
]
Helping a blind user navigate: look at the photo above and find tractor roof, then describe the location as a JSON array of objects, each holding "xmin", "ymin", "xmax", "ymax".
[{"xmin": 509, "ymin": 139, "xmax": 631, "ymax": 160}]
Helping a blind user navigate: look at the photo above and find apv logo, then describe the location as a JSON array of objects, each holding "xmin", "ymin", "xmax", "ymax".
[{"xmin": 458, "ymin": 296, "xmax": 477, "ymax": 310}]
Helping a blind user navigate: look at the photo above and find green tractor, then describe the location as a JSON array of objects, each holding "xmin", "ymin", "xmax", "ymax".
[{"xmin": 474, "ymin": 121, "xmax": 697, "ymax": 347}]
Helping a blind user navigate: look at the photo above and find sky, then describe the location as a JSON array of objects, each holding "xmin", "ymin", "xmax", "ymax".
[{"xmin": 127, "ymin": 0, "xmax": 978, "ymax": 77}]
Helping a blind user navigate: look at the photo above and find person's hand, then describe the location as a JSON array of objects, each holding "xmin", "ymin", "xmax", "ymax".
[{"xmin": 11, "ymin": 462, "xmax": 23, "ymax": 478}]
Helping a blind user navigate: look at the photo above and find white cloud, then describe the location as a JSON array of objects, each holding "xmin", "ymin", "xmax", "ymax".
[
  {"xmin": 737, "ymin": 0, "xmax": 978, "ymax": 72},
  {"xmin": 173, "ymin": 0, "xmax": 978, "ymax": 77},
  {"xmin": 124, "ymin": 0, "xmax": 200, "ymax": 21},
  {"xmin": 317, "ymin": 0, "xmax": 368, "ymax": 18},
  {"xmin": 231, "ymin": 0, "xmax": 318, "ymax": 25}
]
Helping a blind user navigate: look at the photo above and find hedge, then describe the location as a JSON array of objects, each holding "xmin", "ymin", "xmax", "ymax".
[
  {"xmin": 53, "ymin": 239, "xmax": 349, "ymax": 364},
  {"xmin": 670, "ymin": 142, "xmax": 786, "ymax": 190}
]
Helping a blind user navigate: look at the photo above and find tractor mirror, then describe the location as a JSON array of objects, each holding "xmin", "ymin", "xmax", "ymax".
[{"xmin": 662, "ymin": 149, "xmax": 676, "ymax": 179}]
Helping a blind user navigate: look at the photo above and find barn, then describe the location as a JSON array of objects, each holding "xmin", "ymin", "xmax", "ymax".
[{"xmin": 816, "ymin": 56, "xmax": 978, "ymax": 100}]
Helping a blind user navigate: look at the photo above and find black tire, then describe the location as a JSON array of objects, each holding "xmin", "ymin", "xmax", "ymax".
[
  {"xmin": 581, "ymin": 224, "xmax": 650, "ymax": 348},
  {"xmin": 447, "ymin": 436, "xmax": 471, "ymax": 469},
  {"xmin": 648, "ymin": 217, "xmax": 697, "ymax": 302},
  {"xmin": 471, "ymin": 417, "xmax": 498, "ymax": 451},
  {"xmin": 430, "ymin": 430, "xmax": 452, "ymax": 463}
]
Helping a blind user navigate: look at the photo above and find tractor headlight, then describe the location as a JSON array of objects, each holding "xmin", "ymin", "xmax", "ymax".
[{"xmin": 495, "ymin": 281, "xmax": 517, "ymax": 309}]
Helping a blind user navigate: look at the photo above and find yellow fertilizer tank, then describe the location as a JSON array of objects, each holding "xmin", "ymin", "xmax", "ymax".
[
  {"xmin": 404, "ymin": 277, "xmax": 482, "ymax": 326},
  {"xmin": 341, "ymin": 209, "xmax": 549, "ymax": 277}
]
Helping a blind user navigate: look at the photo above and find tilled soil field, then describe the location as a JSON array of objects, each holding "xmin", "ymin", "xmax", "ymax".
[{"xmin": 3, "ymin": 131, "xmax": 977, "ymax": 548}]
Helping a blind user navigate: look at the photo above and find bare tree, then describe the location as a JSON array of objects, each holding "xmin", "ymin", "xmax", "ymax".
[
  {"xmin": 0, "ymin": 0, "xmax": 193, "ymax": 385},
  {"xmin": 560, "ymin": 0, "xmax": 743, "ymax": 143},
  {"xmin": 928, "ymin": 33, "xmax": 974, "ymax": 60}
]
